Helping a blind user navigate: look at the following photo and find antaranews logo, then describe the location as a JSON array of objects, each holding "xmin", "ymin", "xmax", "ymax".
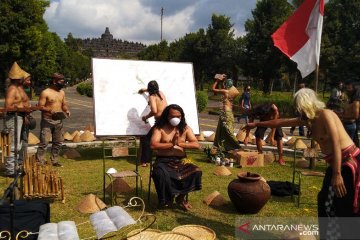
[{"xmin": 236, "ymin": 217, "xmax": 320, "ymax": 240}]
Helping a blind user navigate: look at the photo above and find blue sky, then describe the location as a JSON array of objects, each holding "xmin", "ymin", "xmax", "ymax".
[{"xmin": 44, "ymin": 0, "xmax": 259, "ymax": 45}]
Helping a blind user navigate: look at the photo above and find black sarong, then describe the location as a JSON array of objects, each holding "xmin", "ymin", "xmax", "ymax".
[{"xmin": 152, "ymin": 156, "xmax": 202, "ymax": 205}]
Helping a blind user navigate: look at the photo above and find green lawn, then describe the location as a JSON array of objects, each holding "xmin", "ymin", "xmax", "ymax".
[{"xmin": 0, "ymin": 147, "xmax": 325, "ymax": 239}]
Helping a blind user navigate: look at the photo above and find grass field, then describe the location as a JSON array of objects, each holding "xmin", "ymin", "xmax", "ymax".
[{"xmin": 0, "ymin": 146, "xmax": 326, "ymax": 239}]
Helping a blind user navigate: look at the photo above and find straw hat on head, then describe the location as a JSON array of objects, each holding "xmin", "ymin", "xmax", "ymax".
[
  {"xmin": 8, "ymin": 62, "xmax": 24, "ymax": 80},
  {"xmin": 22, "ymin": 70, "xmax": 30, "ymax": 79},
  {"xmin": 203, "ymin": 191, "xmax": 226, "ymax": 206},
  {"xmin": 213, "ymin": 166, "xmax": 232, "ymax": 176},
  {"xmin": 75, "ymin": 194, "xmax": 107, "ymax": 214}
]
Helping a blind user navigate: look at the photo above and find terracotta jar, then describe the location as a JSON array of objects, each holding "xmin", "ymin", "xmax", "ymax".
[{"xmin": 228, "ymin": 172, "xmax": 271, "ymax": 214}]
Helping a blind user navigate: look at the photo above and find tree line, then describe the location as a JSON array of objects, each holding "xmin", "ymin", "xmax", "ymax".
[{"xmin": 1, "ymin": 0, "xmax": 358, "ymax": 94}]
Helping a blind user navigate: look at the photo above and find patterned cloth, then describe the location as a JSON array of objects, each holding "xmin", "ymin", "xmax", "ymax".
[
  {"xmin": 214, "ymin": 110, "xmax": 241, "ymax": 151},
  {"xmin": 152, "ymin": 156, "xmax": 202, "ymax": 205}
]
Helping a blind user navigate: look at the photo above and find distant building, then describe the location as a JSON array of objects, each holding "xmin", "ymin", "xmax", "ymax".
[{"xmin": 79, "ymin": 27, "xmax": 146, "ymax": 58}]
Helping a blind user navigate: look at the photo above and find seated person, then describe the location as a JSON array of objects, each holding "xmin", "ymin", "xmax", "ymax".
[{"xmin": 150, "ymin": 104, "xmax": 202, "ymax": 210}]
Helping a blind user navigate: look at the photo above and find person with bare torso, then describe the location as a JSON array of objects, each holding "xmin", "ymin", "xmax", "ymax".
[
  {"xmin": 3, "ymin": 62, "xmax": 25, "ymax": 176},
  {"xmin": 151, "ymin": 104, "xmax": 202, "ymax": 210},
  {"xmin": 138, "ymin": 80, "xmax": 168, "ymax": 166},
  {"xmin": 244, "ymin": 88, "xmax": 360, "ymax": 238},
  {"xmin": 212, "ymin": 74, "xmax": 241, "ymax": 151},
  {"xmin": 36, "ymin": 73, "xmax": 70, "ymax": 167}
]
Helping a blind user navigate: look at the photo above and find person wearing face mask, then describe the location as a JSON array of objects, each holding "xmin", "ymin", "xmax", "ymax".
[
  {"xmin": 150, "ymin": 104, "xmax": 202, "ymax": 210},
  {"xmin": 138, "ymin": 80, "xmax": 168, "ymax": 167},
  {"xmin": 244, "ymin": 88, "xmax": 360, "ymax": 238},
  {"xmin": 36, "ymin": 73, "xmax": 70, "ymax": 167},
  {"xmin": 212, "ymin": 74, "xmax": 241, "ymax": 151}
]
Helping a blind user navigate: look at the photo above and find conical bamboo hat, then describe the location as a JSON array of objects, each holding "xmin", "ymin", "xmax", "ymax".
[
  {"xmin": 197, "ymin": 132, "xmax": 205, "ymax": 141},
  {"xmin": 75, "ymin": 194, "xmax": 107, "ymax": 214},
  {"xmin": 62, "ymin": 148, "xmax": 81, "ymax": 159},
  {"xmin": 207, "ymin": 133, "xmax": 215, "ymax": 142},
  {"xmin": 236, "ymin": 130, "xmax": 247, "ymax": 142},
  {"xmin": 28, "ymin": 132, "xmax": 40, "ymax": 145},
  {"xmin": 293, "ymin": 139, "xmax": 307, "ymax": 149},
  {"xmin": 71, "ymin": 130, "xmax": 80, "ymax": 138},
  {"xmin": 80, "ymin": 130, "xmax": 95, "ymax": 142},
  {"xmin": 203, "ymin": 191, "xmax": 226, "ymax": 206},
  {"xmin": 213, "ymin": 166, "xmax": 232, "ymax": 176},
  {"xmin": 21, "ymin": 70, "xmax": 30, "ymax": 79},
  {"xmin": 84, "ymin": 123, "xmax": 95, "ymax": 132},
  {"xmin": 286, "ymin": 137, "xmax": 297, "ymax": 146},
  {"xmin": 105, "ymin": 178, "xmax": 132, "ymax": 194},
  {"xmin": 72, "ymin": 132, "xmax": 81, "ymax": 143},
  {"xmin": 64, "ymin": 132, "xmax": 73, "ymax": 141},
  {"xmin": 8, "ymin": 62, "xmax": 23, "ymax": 79}
]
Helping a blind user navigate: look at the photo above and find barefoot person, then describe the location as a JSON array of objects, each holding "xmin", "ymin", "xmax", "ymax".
[
  {"xmin": 246, "ymin": 103, "xmax": 285, "ymax": 165},
  {"xmin": 244, "ymin": 88, "xmax": 360, "ymax": 238},
  {"xmin": 150, "ymin": 104, "xmax": 202, "ymax": 210},
  {"xmin": 36, "ymin": 73, "xmax": 70, "ymax": 167},
  {"xmin": 3, "ymin": 62, "xmax": 25, "ymax": 176},
  {"xmin": 138, "ymin": 80, "xmax": 168, "ymax": 167},
  {"xmin": 212, "ymin": 74, "xmax": 241, "ymax": 151}
]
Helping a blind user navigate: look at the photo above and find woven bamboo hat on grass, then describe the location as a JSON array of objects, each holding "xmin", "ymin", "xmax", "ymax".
[
  {"xmin": 153, "ymin": 232, "xmax": 193, "ymax": 240},
  {"xmin": 207, "ymin": 133, "xmax": 215, "ymax": 142},
  {"xmin": 75, "ymin": 194, "xmax": 106, "ymax": 214},
  {"xmin": 64, "ymin": 132, "xmax": 73, "ymax": 141},
  {"xmin": 236, "ymin": 130, "xmax": 247, "ymax": 142},
  {"xmin": 127, "ymin": 228, "xmax": 161, "ymax": 240},
  {"xmin": 8, "ymin": 62, "xmax": 24, "ymax": 79},
  {"xmin": 62, "ymin": 148, "xmax": 81, "ymax": 159},
  {"xmin": 213, "ymin": 166, "xmax": 232, "ymax": 176},
  {"xmin": 203, "ymin": 191, "xmax": 226, "ymax": 206},
  {"xmin": 80, "ymin": 130, "xmax": 96, "ymax": 142},
  {"xmin": 197, "ymin": 132, "xmax": 205, "ymax": 141},
  {"xmin": 172, "ymin": 225, "xmax": 216, "ymax": 240},
  {"xmin": 292, "ymin": 139, "xmax": 307, "ymax": 149},
  {"xmin": 72, "ymin": 132, "xmax": 81, "ymax": 143},
  {"xmin": 105, "ymin": 178, "xmax": 132, "ymax": 194}
]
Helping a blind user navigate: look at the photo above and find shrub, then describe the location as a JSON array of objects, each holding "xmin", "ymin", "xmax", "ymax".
[
  {"xmin": 76, "ymin": 82, "xmax": 93, "ymax": 97},
  {"xmin": 196, "ymin": 91, "xmax": 208, "ymax": 112}
]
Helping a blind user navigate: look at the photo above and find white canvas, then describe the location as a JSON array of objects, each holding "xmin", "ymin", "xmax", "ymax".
[{"xmin": 92, "ymin": 58, "xmax": 200, "ymax": 136}]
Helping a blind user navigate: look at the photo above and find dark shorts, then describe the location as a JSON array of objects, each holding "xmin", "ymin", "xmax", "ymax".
[{"xmin": 255, "ymin": 127, "xmax": 283, "ymax": 141}]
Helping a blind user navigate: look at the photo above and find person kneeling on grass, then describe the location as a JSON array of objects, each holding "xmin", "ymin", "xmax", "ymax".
[
  {"xmin": 150, "ymin": 104, "xmax": 202, "ymax": 210},
  {"xmin": 244, "ymin": 88, "xmax": 360, "ymax": 239}
]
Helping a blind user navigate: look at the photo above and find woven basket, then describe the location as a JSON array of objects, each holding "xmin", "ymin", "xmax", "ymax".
[
  {"xmin": 127, "ymin": 228, "xmax": 161, "ymax": 240},
  {"xmin": 172, "ymin": 225, "xmax": 216, "ymax": 240},
  {"xmin": 154, "ymin": 232, "xmax": 193, "ymax": 240}
]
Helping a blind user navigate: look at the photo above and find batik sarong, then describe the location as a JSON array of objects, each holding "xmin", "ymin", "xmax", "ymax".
[
  {"xmin": 214, "ymin": 110, "xmax": 241, "ymax": 151},
  {"xmin": 152, "ymin": 156, "xmax": 202, "ymax": 205}
]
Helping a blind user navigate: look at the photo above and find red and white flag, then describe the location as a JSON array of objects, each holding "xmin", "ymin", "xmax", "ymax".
[{"xmin": 272, "ymin": 0, "xmax": 324, "ymax": 78}]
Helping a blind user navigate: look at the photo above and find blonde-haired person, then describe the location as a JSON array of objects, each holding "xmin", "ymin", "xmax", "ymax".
[{"xmin": 244, "ymin": 88, "xmax": 360, "ymax": 237}]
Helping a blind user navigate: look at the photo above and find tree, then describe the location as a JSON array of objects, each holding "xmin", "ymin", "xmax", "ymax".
[
  {"xmin": 243, "ymin": 0, "xmax": 293, "ymax": 93},
  {"xmin": 321, "ymin": 0, "xmax": 360, "ymax": 85}
]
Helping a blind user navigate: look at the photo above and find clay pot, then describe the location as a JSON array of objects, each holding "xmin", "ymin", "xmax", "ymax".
[{"xmin": 227, "ymin": 172, "xmax": 271, "ymax": 214}]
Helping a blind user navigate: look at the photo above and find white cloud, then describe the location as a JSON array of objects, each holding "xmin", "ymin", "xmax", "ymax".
[{"xmin": 44, "ymin": 0, "xmax": 256, "ymax": 45}]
